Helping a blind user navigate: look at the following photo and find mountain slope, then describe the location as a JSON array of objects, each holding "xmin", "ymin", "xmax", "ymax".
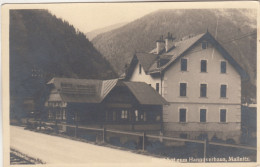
[
  {"xmin": 10, "ymin": 9, "xmax": 117, "ymax": 118},
  {"xmin": 86, "ymin": 22, "xmax": 127, "ymax": 40},
  {"xmin": 92, "ymin": 9, "xmax": 256, "ymax": 99}
]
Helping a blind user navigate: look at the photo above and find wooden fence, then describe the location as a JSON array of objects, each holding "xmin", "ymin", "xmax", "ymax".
[{"xmin": 28, "ymin": 121, "xmax": 257, "ymax": 162}]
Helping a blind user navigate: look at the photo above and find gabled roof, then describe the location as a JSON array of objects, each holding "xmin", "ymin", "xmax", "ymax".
[
  {"xmin": 149, "ymin": 33, "xmax": 205, "ymax": 73},
  {"xmin": 126, "ymin": 31, "xmax": 248, "ymax": 80},
  {"xmin": 123, "ymin": 81, "xmax": 168, "ymax": 105},
  {"xmin": 136, "ymin": 53, "xmax": 158, "ymax": 73},
  {"xmin": 47, "ymin": 77, "xmax": 118, "ymax": 103},
  {"xmin": 47, "ymin": 78, "xmax": 168, "ymax": 105}
]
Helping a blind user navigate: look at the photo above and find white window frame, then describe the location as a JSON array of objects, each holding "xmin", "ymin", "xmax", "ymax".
[
  {"xmin": 220, "ymin": 84, "xmax": 228, "ymax": 98},
  {"xmin": 220, "ymin": 60, "xmax": 227, "ymax": 74},
  {"xmin": 219, "ymin": 108, "xmax": 228, "ymax": 123},
  {"xmin": 199, "ymin": 83, "xmax": 208, "ymax": 98},
  {"xmin": 179, "ymin": 82, "xmax": 188, "ymax": 97},
  {"xmin": 199, "ymin": 107, "xmax": 207, "ymax": 123},
  {"xmin": 200, "ymin": 59, "xmax": 208, "ymax": 73},
  {"xmin": 178, "ymin": 107, "xmax": 188, "ymax": 123}
]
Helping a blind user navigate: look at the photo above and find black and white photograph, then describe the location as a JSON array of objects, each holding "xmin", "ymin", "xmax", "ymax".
[{"xmin": 2, "ymin": 1, "xmax": 258, "ymax": 166}]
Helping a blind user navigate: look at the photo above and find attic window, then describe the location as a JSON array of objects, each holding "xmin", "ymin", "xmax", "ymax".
[{"xmin": 202, "ymin": 42, "xmax": 208, "ymax": 49}]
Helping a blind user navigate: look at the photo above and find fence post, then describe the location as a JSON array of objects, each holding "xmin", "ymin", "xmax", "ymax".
[
  {"xmin": 103, "ymin": 127, "xmax": 106, "ymax": 143},
  {"xmin": 74, "ymin": 112, "xmax": 78, "ymax": 138},
  {"xmin": 203, "ymin": 139, "xmax": 207, "ymax": 163},
  {"xmin": 142, "ymin": 132, "xmax": 146, "ymax": 151}
]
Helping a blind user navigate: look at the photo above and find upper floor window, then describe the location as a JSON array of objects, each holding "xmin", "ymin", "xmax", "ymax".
[
  {"xmin": 180, "ymin": 83, "xmax": 187, "ymax": 97},
  {"xmin": 179, "ymin": 108, "xmax": 187, "ymax": 122},
  {"xmin": 200, "ymin": 109, "xmax": 207, "ymax": 122},
  {"xmin": 221, "ymin": 61, "xmax": 226, "ymax": 73},
  {"xmin": 201, "ymin": 60, "xmax": 207, "ymax": 72},
  {"xmin": 156, "ymin": 83, "xmax": 160, "ymax": 92},
  {"xmin": 200, "ymin": 84, "xmax": 207, "ymax": 97},
  {"xmin": 139, "ymin": 64, "xmax": 142, "ymax": 74},
  {"xmin": 181, "ymin": 58, "xmax": 187, "ymax": 71},
  {"xmin": 202, "ymin": 42, "xmax": 208, "ymax": 49},
  {"xmin": 220, "ymin": 85, "xmax": 227, "ymax": 98},
  {"xmin": 220, "ymin": 109, "xmax": 227, "ymax": 122}
]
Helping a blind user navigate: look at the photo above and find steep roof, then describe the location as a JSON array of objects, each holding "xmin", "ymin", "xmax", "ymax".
[
  {"xmin": 126, "ymin": 31, "xmax": 248, "ymax": 80},
  {"xmin": 47, "ymin": 78, "xmax": 118, "ymax": 103},
  {"xmin": 149, "ymin": 33, "xmax": 205, "ymax": 73},
  {"xmin": 136, "ymin": 53, "xmax": 158, "ymax": 73},
  {"xmin": 47, "ymin": 78, "xmax": 168, "ymax": 105},
  {"xmin": 123, "ymin": 81, "xmax": 168, "ymax": 105}
]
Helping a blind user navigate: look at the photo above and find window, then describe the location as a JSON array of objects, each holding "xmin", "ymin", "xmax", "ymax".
[
  {"xmin": 220, "ymin": 85, "xmax": 227, "ymax": 98},
  {"xmin": 179, "ymin": 108, "xmax": 186, "ymax": 122},
  {"xmin": 148, "ymin": 84, "xmax": 151, "ymax": 86},
  {"xmin": 135, "ymin": 110, "xmax": 138, "ymax": 121},
  {"xmin": 200, "ymin": 109, "xmax": 207, "ymax": 122},
  {"xmin": 202, "ymin": 42, "xmax": 208, "ymax": 49},
  {"xmin": 200, "ymin": 84, "xmax": 207, "ymax": 97},
  {"xmin": 180, "ymin": 83, "xmax": 187, "ymax": 97},
  {"xmin": 121, "ymin": 110, "xmax": 128, "ymax": 119},
  {"xmin": 221, "ymin": 61, "xmax": 226, "ymax": 73},
  {"xmin": 156, "ymin": 83, "xmax": 160, "ymax": 92},
  {"xmin": 220, "ymin": 109, "xmax": 226, "ymax": 122},
  {"xmin": 139, "ymin": 64, "xmax": 142, "ymax": 74},
  {"xmin": 113, "ymin": 111, "xmax": 117, "ymax": 121},
  {"xmin": 62, "ymin": 109, "xmax": 66, "ymax": 120},
  {"xmin": 181, "ymin": 58, "xmax": 187, "ymax": 71},
  {"xmin": 201, "ymin": 60, "xmax": 207, "ymax": 72}
]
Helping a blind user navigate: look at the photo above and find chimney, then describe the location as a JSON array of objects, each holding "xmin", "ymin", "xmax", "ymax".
[
  {"xmin": 165, "ymin": 32, "xmax": 176, "ymax": 52},
  {"xmin": 156, "ymin": 35, "xmax": 165, "ymax": 54}
]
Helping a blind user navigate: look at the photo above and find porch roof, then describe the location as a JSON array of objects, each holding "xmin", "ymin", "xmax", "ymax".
[{"xmin": 123, "ymin": 82, "xmax": 168, "ymax": 105}]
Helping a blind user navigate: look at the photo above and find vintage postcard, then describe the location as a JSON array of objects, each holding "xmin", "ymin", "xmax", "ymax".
[{"xmin": 2, "ymin": 1, "xmax": 259, "ymax": 166}]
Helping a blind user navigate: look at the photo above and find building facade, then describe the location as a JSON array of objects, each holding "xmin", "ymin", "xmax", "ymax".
[
  {"xmin": 126, "ymin": 31, "xmax": 247, "ymax": 143},
  {"xmin": 45, "ymin": 78, "xmax": 167, "ymax": 133}
]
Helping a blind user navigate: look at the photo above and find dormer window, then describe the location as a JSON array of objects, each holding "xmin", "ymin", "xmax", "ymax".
[
  {"xmin": 139, "ymin": 64, "xmax": 142, "ymax": 74},
  {"xmin": 202, "ymin": 42, "xmax": 208, "ymax": 49}
]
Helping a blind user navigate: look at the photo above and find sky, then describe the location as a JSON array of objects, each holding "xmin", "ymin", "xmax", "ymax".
[
  {"xmin": 38, "ymin": 2, "xmax": 257, "ymax": 34},
  {"xmin": 45, "ymin": 3, "xmax": 179, "ymax": 33}
]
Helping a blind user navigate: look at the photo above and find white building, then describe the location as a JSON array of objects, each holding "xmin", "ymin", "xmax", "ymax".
[{"xmin": 125, "ymin": 31, "xmax": 248, "ymax": 143}]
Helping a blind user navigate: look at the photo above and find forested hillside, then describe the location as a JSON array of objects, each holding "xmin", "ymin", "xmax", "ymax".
[{"xmin": 10, "ymin": 10, "xmax": 117, "ymax": 119}]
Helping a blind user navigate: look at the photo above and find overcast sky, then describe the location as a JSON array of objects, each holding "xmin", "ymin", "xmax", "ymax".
[
  {"xmin": 3, "ymin": 2, "xmax": 257, "ymax": 34},
  {"xmin": 42, "ymin": 2, "xmax": 256, "ymax": 33},
  {"xmin": 46, "ymin": 3, "xmax": 180, "ymax": 33}
]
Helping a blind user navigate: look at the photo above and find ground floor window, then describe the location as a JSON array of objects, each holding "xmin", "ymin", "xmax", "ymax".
[
  {"xmin": 220, "ymin": 109, "xmax": 227, "ymax": 122},
  {"xmin": 48, "ymin": 110, "xmax": 55, "ymax": 120},
  {"xmin": 179, "ymin": 108, "xmax": 186, "ymax": 122},
  {"xmin": 200, "ymin": 109, "xmax": 207, "ymax": 122},
  {"xmin": 121, "ymin": 110, "xmax": 128, "ymax": 119},
  {"xmin": 62, "ymin": 109, "xmax": 66, "ymax": 120},
  {"xmin": 135, "ymin": 110, "xmax": 138, "ymax": 121}
]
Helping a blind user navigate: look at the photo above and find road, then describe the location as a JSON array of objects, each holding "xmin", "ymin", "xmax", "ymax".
[{"xmin": 10, "ymin": 126, "xmax": 173, "ymax": 165}]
